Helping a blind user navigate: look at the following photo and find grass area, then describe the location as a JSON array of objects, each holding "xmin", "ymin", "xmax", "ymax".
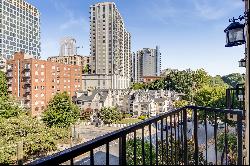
[{"xmin": 118, "ymin": 118, "xmax": 142, "ymax": 124}]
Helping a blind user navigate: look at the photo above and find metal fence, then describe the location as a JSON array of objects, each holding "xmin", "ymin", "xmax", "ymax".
[{"xmin": 28, "ymin": 106, "xmax": 243, "ymax": 165}]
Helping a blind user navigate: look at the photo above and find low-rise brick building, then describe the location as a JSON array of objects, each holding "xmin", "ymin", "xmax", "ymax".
[{"xmin": 6, "ymin": 52, "xmax": 82, "ymax": 117}]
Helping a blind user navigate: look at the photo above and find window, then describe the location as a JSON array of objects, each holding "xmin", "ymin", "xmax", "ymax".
[
  {"xmin": 41, "ymin": 86, "xmax": 45, "ymax": 90},
  {"xmin": 35, "ymin": 107, "xmax": 39, "ymax": 111},
  {"xmin": 35, "ymin": 79, "xmax": 38, "ymax": 82},
  {"xmin": 41, "ymin": 64, "xmax": 44, "ymax": 68},
  {"xmin": 41, "ymin": 93, "xmax": 45, "ymax": 97},
  {"xmin": 41, "ymin": 72, "xmax": 44, "ymax": 76},
  {"xmin": 35, "ymin": 94, "xmax": 39, "ymax": 98},
  {"xmin": 52, "ymin": 86, "xmax": 55, "ymax": 89},
  {"xmin": 35, "ymin": 71, "xmax": 38, "ymax": 75},
  {"xmin": 35, "ymin": 86, "xmax": 39, "ymax": 90},
  {"xmin": 35, "ymin": 64, "xmax": 38, "ymax": 68}
]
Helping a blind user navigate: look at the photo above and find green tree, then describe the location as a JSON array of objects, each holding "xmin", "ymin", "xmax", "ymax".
[
  {"xmin": 158, "ymin": 138, "xmax": 205, "ymax": 165},
  {"xmin": 222, "ymin": 73, "xmax": 244, "ymax": 88},
  {"xmin": 173, "ymin": 100, "xmax": 189, "ymax": 108},
  {"xmin": 0, "ymin": 71, "xmax": 8, "ymax": 98},
  {"xmin": 217, "ymin": 132, "xmax": 237, "ymax": 165},
  {"xmin": 0, "ymin": 97, "xmax": 23, "ymax": 119},
  {"xmin": 83, "ymin": 64, "xmax": 90, "ymax": 74},
  {"xmin": 0, "ymin": 114, "xmax": 69, "ymax": 164},
  {"xmin": 146, "ymin": 68, "xmax": 212, "ymax": 100},
  {"xmin": 131, "ymin": 82, "xmax": 146, "ymax": 90},
  {"xmin": 99, "ymin": 107, "xmax": 122, "ymax": 124},
  {"xmin": 210, "ymin": 75, "xmax": 229, "ymax": 87},
  {"xmin": 194, "ymin": 85, "xmax": 226, "ymax": 108},
  {"xmin": 194, "ymin": 85, "xmax": 227, "ymax": 123},
  {"xmin": 42, "ymin": 92, "xmax": 80, "ymax": 128},
  {"xmin": 126, "ymin": 138, "xmax": 156, "ymax": 165}
]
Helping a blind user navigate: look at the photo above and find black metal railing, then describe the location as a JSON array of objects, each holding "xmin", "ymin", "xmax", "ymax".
[
  {"xmin": 226, "ymin": 83, "xmax": 245, "ymax": 119},
  {"xmin": 28, "ymin": 106, "xmax": 243, "ymax": 165}
]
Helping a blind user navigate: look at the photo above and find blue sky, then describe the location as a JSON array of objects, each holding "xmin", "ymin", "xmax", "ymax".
[{"xmin": 26, "ymin": 0, "xmax": 245, "ymax": 76}]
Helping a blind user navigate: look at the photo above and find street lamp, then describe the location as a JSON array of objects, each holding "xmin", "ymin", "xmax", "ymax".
[
  {"xmin": 239, "ymin": 58, "xmax": 247, "ymax": 67},
  {"xmin": 224, "ymin": 18, "xmax": 246, "ymax": 47}
]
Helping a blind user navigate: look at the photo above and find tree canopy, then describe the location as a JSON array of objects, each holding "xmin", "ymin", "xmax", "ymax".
[
  {"xmin": 222, "ymin": 73, "xmax": 244, "ymax": 88},
  {"xmin": 99, "ymin": 107, "xmax": 122, "ymax": 124},
  {"xmin": 0, "ymin": 114, "xmax": 69, "ymax": 164},
  {"xmin": 42, "ymin": 92, "xmax": 80, "ymax": 128},
  {"xmin": 0, "ymin": 71, "xmax": 8, "ymax": 98}
]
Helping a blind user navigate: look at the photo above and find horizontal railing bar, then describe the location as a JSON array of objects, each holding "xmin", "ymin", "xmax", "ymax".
[
  {"xmin": 28, "ymin": 105, "xmax": 243, "ymax": 165},
  {"xmin": 186, "ymin": 105, "xmax": 243, "ymax": 115}
]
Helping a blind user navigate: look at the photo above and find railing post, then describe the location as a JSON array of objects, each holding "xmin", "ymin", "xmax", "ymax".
[
  {"xmin": 237, "ymin": 112, "xmax": 243, "ymax": 165},
  {"xmin": 193, "ymin": 109, "xmax": 199, "ymax": 165},
  {"xmin": 17, "ymin": 140, "xmax": 23, "ymax": 165},
  {"xmin": 119, "ymin": 135, "xmax": 126, "ymax": 165},
  {"xmin": 183, "ymin": 108, "xmax": 188, "ymax": 165}
]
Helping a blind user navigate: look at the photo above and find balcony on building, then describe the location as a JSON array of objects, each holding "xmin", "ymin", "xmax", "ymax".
[
  {"xmin": 7, "ymin": 87, "xmax": 12, "ymax": 92},
  {"xmin": 6, "ymin": 73, "xmax": 13, "ymax": 78},
  {"xmin": 24, "ymin": 64, "xmax": 31, "ymax": 70},
  {"xmin": 24, "ymin": 79, "xmax": 31, "ymax": 85},
  {"xmin": 24, "ymin": 87, "xmax": 31, "ymax": 93},
  {"xmin": 6, "ymin": 65, "xmax": 13, "ymax": 71},
  {"xmin": 25, "ymin": 95, "xmax": 31, "ymax": 101},
  {"xmin": 23, "ymin": 72, "xmax": 31, "ymax": 77},
  {"xmin": 7, "ymin": 80, "xmax": 12, "ymax": 84},
  {"xmin": 29, "ymin": 104, "xmax": 245, "ymax": 165}
]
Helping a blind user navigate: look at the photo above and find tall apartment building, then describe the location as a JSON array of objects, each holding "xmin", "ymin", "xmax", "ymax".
[
  {"xmin": 0, "ymin": 0, "xmax": 41, "ymax": 60},
  {"xmin": 6, "ymin": 52, "xmax": 82, "ymax": 117},
  {"xmin": 89, "ymin": 2, "xmax": 131, "ymax": 89},
  {"xmin": 132, "ymin": 46, "xmax": 161, "ymax": 82}
]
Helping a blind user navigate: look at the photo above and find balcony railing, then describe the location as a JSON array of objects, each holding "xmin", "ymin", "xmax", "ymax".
[
  {"xmin": 24, "ymin": 64, "xmax": 31, "ymax": 70},
  {"xmin": 25, "ymin": 88, "xmax": 31, "ymax": 93},
  {"xmin": 6, "ymin": 73, "xmax": 13, "ymax": 77},
  {"xmin": 28, "ymin": 106, "xmax": 244, "ymax": 165},
  {"xmin": 24, "ymin": 79, "xmax": 31, "ymax": 84},
  {"xmin": 23, "ymin": 73, "xmax": 31, "ymax": 77}
]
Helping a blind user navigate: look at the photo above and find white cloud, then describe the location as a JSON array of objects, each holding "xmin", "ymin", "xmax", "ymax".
[
  {"xmin": 60, "ymin": 17, "xmax": 87, "ymax": 30},
  {"xmin": 50, "ymin": 0, "xmax": 88, "ymax": 31},
  {"xmin": 146, "ymin": 0, "xmax": 243, "ymax": 24},
  {"xmin": 192, "ymin": 0, "xmax": 243, "ymax": 20}
]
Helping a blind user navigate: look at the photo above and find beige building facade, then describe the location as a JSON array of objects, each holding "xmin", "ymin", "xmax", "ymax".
[
  {"xmin": 48, "ymin": 55, "xmax": 90, "ymax": 69},
  {"xmin": 89, "ymin": 2, "xmax": 131, "ymax": 89}
]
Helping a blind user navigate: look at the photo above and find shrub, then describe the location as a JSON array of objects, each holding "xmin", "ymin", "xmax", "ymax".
[
  {"xmin": 42, "ymin": 92, "xmax": 80, "ymax": 128},
  {"xmin": 99, "ymin": 107, "xmax": 122, "ymax": 124},
  {"xmin": 138, "ymin": 115, "xmax": 147, "ymax": 120}
]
